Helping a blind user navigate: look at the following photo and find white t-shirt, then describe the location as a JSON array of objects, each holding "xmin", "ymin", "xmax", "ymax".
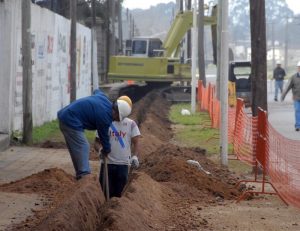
[{"xmin": 97, "ymin": 118, "xmax": 141, "ymax": 165}]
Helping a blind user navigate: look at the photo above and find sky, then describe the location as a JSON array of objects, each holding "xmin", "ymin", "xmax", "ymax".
[
  {"xmin": 123, "ymin": 0, "xmax": 175, "ymax": 10},
  {"xmin": 123, "ymin": 0, "xmax": 300, "ymax": 14}
]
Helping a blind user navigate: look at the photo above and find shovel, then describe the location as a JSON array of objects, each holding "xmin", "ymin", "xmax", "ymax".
[
  {"xmin": 99, "ymin": 149, "xmax": 110, "ymax": 200},
  {"xmin": 103, "ymin": 156, "xmax": 110, "ymax": 200}
]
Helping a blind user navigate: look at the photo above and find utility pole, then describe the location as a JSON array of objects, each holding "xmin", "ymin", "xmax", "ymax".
[
  {"xmin": 216, "ymin": 0, "xmax": 222, "ymax": 99},
  {"xmin": 180, "ymin": 0, "xmax": 183, "ymax": 12},
  {"xmin": 191, "ymin": 0, "xmax": 197, "ymax": 113},
  {"xmin": 187, "ymin": 0, "xmax": 192, "ymax": 60},
  {"xmin": 118, "ymin": 0, "xmax": 123, "ymax": 54},
  {"xmin": 198, "ymin": 0, "xmax": 206, "ymax": 87},
  {"xmin": 176, "ymin": 0, "xmax": 183, "ymax": 12},
  {"xmin": 92, "ymin": 0, "xmax": 96, "ymax": 26},
  {"xmin": 132, "ymin": 18, "xmax": 135, "ymax": 37},
  {"xmin": 271, "ymin": 21, "xmax": 275, "ymax": 69},
  {"xmin": 284, "ymin": 17, "xmax": 289, "ymax": 70},
  {"xmin": 250, "ymin": 0, "xmax": 267, "ymax": 115},
  {"xmin": 111, "ymin": 0, "xmax": 116, "ymax": 55},
  {"xmin": 22, "ymin": 0, "xmax": 33, "ymax": 144},
  {"xmin": 220, "ymin": 0, "xmax": 229, "ymax": 166},
  {"xmin": 91, "ymin": 0, "xmax": 98, "ymax": 90},
  {"xmin": 105, "ymin": 0, "xmax": 110, "ymax": 83},
  {"xmin": 70, "ymin": 0, "xmax": 77, "ymax": 102},
  {"xmin": 129, "ymin": 13, "xmax": 132, "ymax": 39}
]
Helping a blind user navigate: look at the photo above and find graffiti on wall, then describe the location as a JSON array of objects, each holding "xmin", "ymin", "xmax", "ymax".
[
  {"xmin": 12, "ymin": 10, "xmax": 91, "ymax": 131},
  {"xmin": 47, "ymin": 35, "xmax": 53, "ymax": 54},
  {"xmin": 57, "ymin": 32, "xmax": 66, "ymax": 53}
]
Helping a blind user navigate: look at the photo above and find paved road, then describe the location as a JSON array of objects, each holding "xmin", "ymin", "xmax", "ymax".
[
  {"xmin": 268, "ymin": 79, "xmax": 300, "ymax": 141},
  {"xmin": 206, "ymin": 77, "xmax": 299, "ymax": 140}
]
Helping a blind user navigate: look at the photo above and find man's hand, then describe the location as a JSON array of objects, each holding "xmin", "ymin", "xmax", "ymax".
[{"xmin": 130, "ymin": 155, "xmax": 139, "ymax": 169}]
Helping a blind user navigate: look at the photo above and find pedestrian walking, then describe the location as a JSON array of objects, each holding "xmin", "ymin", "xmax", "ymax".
[
  {"xmin": 281, "ymin": 62, "xmax": 300, "ymax": 131},
  {"xmin": 273, "ymin": 61, "xmax": 286, "ymax": 101}
]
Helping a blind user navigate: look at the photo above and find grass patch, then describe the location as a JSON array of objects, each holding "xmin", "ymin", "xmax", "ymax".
[
  {"xmin": 32, "ymin": 120, "xmax": 62, "ymax": 143},
  {"xmin": 170, "ymin": 103, "xmax": 211, "ymax": 125},
  {"xmin": 31, "ymin": 120, "xmax": 96, "ymax": 144},
  {"xmin": 170, "ymin": 103, "xmax": 219, "ymax": 155},
  {"xmin": 174, "ymin": 124, "xmax": 219, "ymax": 154},
  {"xmin": 169, "ymin": 103, "xmax": 252, "ymax": 174}
]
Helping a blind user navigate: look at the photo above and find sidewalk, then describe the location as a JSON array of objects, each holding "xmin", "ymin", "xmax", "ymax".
[{"xmin": 0, "ymin": 146, "xmax": 99, "ymax": 230}]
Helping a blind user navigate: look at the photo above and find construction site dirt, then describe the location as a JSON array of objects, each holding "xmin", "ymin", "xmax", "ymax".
[{"xmin": 1, "ymin": 91, "xmax": 300, "ymax": 231}]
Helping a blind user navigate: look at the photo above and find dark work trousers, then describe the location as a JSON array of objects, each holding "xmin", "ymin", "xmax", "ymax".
[
  {"xmin": 59, "ymin": 121, "xmax": 90, "ymax": 179},
  {"xmin": 99, "ymin": 163, "xmax": 129, "ymax": 198}
]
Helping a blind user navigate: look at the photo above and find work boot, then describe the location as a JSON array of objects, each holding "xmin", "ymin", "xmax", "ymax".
[
  {"xmin": 274, "ymin": 98, "xmax": 278, "ymax": 102},
  {"xmin": 296, "ymin": 128, "xmax": 300, "ymax": 132}
]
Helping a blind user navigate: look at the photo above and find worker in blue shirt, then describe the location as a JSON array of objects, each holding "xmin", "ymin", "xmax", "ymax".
[{"xmin": 57, "ymin": 89, "xmax": 131, "ymax": 179}]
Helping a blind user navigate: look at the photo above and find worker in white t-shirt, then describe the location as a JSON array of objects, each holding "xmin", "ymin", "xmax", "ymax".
[{"xmin": 95, "ymin": 96, "xmax": 141, "ymax": 198}]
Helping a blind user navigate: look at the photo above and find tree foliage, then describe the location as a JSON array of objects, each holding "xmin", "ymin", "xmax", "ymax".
[{"xmin": 229, "ymin": 0, "xmax": 294, "ymax": 41}]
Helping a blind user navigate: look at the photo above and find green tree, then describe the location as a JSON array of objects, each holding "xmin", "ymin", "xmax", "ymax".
[{"xmin": 229, "ymin": 0, "xmax": 294, "ymax": 42}]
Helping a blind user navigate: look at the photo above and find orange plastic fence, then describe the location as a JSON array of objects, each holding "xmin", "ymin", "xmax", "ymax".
[
  {"xmin": 197, "ymin": 81, "xmax": 300, "ymax": 208},
  {"xmin": 233, "ymin": 100, "xmax": 257, "ymax": 165},
  {"xmin": 266, "ymin": 122, "xmax": 300, "ymax": 208},
  {"xmin": 198, "ymin": 81, "xmax": 237, "ymax": 142}
]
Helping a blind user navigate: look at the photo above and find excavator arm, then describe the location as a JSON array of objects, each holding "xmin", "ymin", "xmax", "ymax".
[{"xmin": 162, "ymin": 10, "xmax": 217, "ymax": 58}]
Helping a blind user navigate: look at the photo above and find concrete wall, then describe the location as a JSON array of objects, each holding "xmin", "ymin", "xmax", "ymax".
[{"xmin": 0, "ymin": 0, "xmax": 92, "ymax": 135}]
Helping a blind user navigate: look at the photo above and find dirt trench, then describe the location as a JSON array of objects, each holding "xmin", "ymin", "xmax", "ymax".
[{"xmin": 1, "ymin": 91, "xmax": 240, "ymax": 231}]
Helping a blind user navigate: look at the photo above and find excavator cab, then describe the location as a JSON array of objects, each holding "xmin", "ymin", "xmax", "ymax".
[{"xmin": 125, "ymin": 38, "xmax": 163, "ymax": 57}]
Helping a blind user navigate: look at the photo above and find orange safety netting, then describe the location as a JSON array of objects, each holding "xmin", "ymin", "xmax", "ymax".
[
  {"xmin": 266, "ymin": 122, "xmax": 300, "ymax": 208},
  {"xmin": 198, "ymin": 81, "xmax": 230, "ymax": 133},
  {"xmin": 197, "ymin": 80, "xmax": 300, "ymax": 208},
  {"xmin": 233, "ymin": 100, "xmax": 257, "ymax": 165}
]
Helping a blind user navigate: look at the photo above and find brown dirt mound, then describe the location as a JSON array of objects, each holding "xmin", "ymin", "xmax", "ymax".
[
  {"xmin": 97, "ymin": 172, "xmax": 171, "ymax": 231},
  {"xmin": 0, "ymin": 168, "xmax": 76, "ymax": 195},
  {"xmin": 142, "ymin": 144, "xmax": 239, "ymax": 200},
  {"xmin": 34, "ymin": 177, "xmax": 105, "ymax": 231},
  {"xmin": 0, "ymin": 169, "xmax": 105, "ymax": 230}
]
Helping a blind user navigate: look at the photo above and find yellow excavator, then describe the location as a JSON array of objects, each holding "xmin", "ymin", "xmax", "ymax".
[{"xmin": 108, "ymin": 5, "xmax": 217, "ymax": 84}]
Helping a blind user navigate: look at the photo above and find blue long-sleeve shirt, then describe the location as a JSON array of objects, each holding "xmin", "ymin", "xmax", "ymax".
[{"xmin": 57, "ymin": 89, "xmax": 112, "ymax": 153}]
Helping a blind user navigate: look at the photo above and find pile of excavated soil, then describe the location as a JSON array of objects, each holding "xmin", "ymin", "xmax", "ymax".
[
  {"xmin": 142, "ymin": 144, "xmax": 238, "ymax": 200},
  {"xmin": 0, "ymin": 168, "xmax": 105, "ymax": 230}
]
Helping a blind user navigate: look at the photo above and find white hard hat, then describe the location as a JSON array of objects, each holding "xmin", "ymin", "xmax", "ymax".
[
  {"xmin": 117, "ymin": 99, "xmax": 132, "ymax": 121},
  {"xmin": 297, "ymin": 61, "xmax": 300, "ymax": 67},
  {"xmin": 276, "ymin": 61, "xmax": 281, "ymax": 65}
]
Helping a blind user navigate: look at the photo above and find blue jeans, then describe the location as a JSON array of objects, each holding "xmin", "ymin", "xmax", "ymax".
[
  {"xmin": 274, "ymin": 80, "xmax": 284, "ymax": 100},
  {"xmin": 59, "ymin": 121, "xmax": 91, "ymax": 179},
  {"xmin": 99, "ymin": 164, "xmax": 128, "ymax": 198},
  {"xmin": 294, "ymin": 100, "xmax": 300, "ymax": 129}
]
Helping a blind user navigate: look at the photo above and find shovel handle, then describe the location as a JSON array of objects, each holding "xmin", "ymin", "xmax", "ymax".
[{"xmin": 103, "ymin": 157, "xmax": 110, "ymax": 200}]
